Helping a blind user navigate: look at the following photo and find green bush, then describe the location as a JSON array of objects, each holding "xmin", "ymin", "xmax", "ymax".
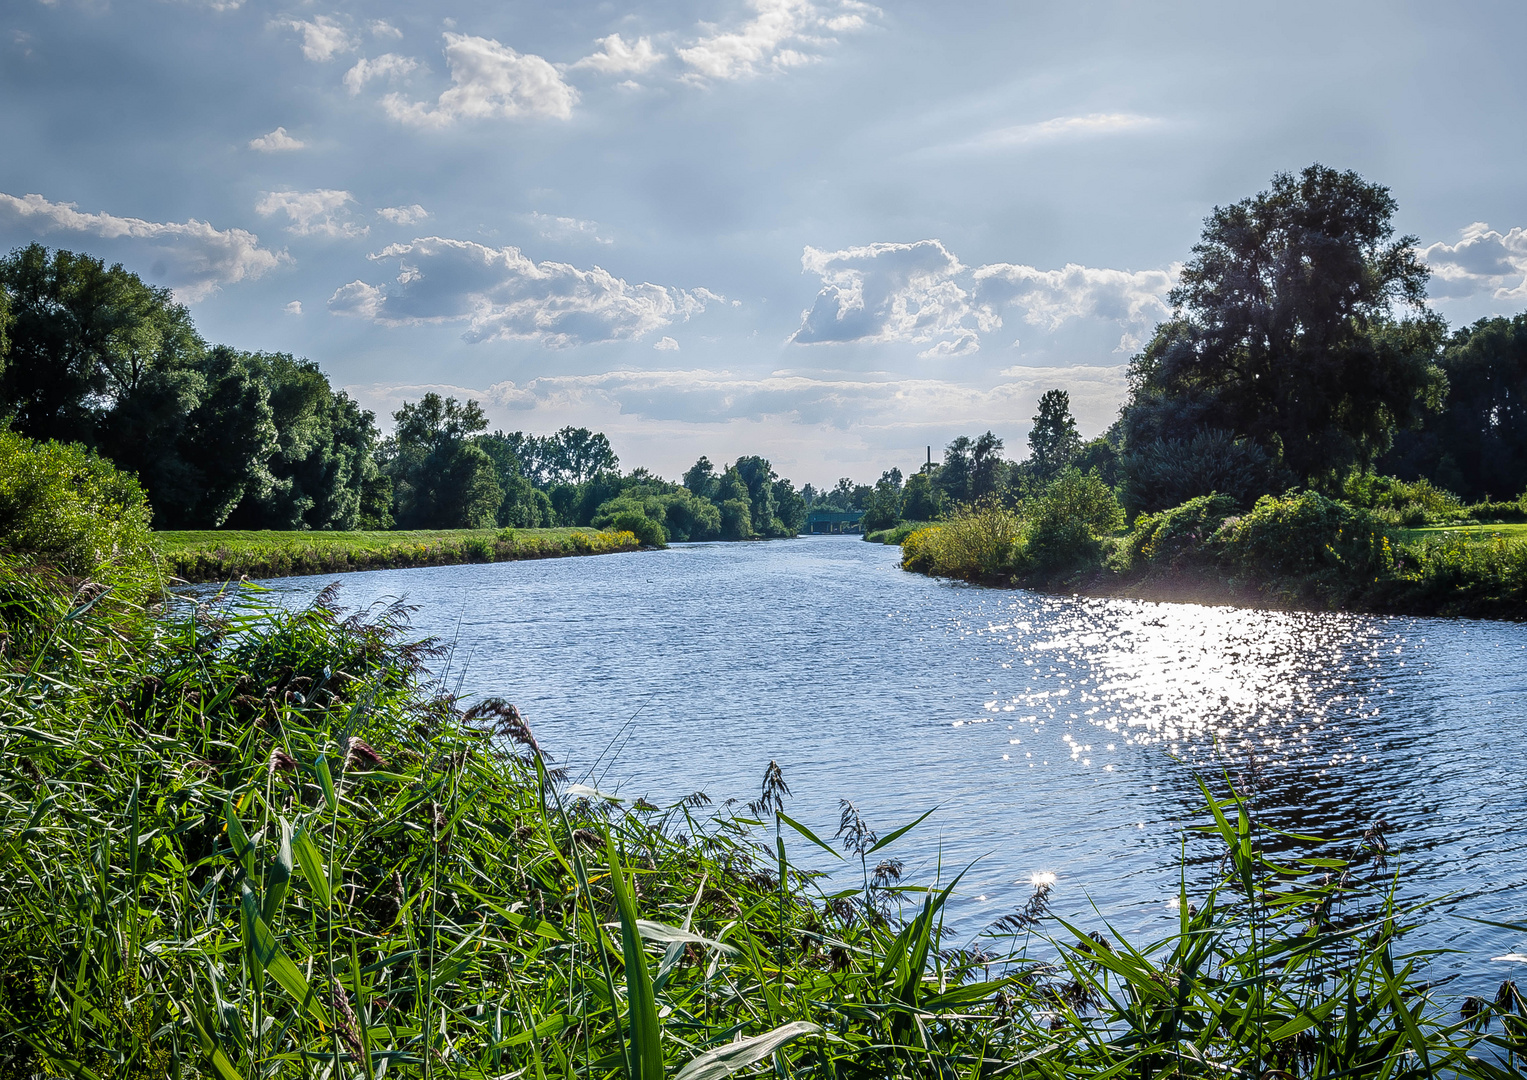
[
  {"xmin": 1218, "ymin": 490, "xmax": 1394, "ymax": 585},
  {"xmin": 0, "ymin": 429, "xmax": 159, "ymax": 598},
  {"xmin": 1119, "ymin": 492, "xmax": 1240, "ymax": 572},
  {"xmin": 1022, "ymin": 467, "xmax": 1124, "ymax": 573},
  {"xmin": 608, "ymin": 508, "xmax": 666, "ymax": 548},
  {"xmin": 899, "ymin": 502, "xmax": 1020, "ymax": 579},
  {"xmin": 1341, "ymin": 472, "xmax": 1466, "ymax": 526}
]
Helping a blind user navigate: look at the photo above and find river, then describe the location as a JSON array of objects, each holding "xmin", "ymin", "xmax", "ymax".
[{"xmin": 245, "ymin": 535, "xmax": 1527, "ymax": 1000}]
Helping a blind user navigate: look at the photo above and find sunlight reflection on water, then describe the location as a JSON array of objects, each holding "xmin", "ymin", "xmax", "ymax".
[{"xmin": 242, "ymin": 536, "xmax": 1527, "ymax": 998}]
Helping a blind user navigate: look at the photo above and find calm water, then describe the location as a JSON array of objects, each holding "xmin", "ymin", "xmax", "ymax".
[{"xmin": 243, "ymin": 537, "xmax": 1527, "ymax": 996}]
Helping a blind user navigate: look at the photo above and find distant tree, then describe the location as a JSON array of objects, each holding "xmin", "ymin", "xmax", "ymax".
[
  {"xmin": 878, "ymin": 467, "xmax": 904, "ymax": 492},
  {"xmin": 683, "ymin": 455, "xmax": 719, "ymax": 499},
  {"xmin": 553, "ymin": 426, "xmax": 618, "ymax": 484},
  {"xmin": 717, "ymin": 466, "xmax": 753, "ymax": 539},
  {"xmin": 1123, "ymin": 165, "xmax": 1446, "ymax": 484},
  {"xmin": 901, "ymin": 471, "xmax": 942, "ymax": 521},
  {"xmin": 772, "ymin": 477, "xmax": 807, "ymax": 534},
  {"xmin": 863, "ymin": 476, "xmax": 903, "ymax": 532},
  {"xmin": 936, "ymin": 436, "xmax": 974, "ymax": 505},
  {"xmin": 475, "ymin": 431, "xmax": 555, "ymax": 527},
  {"xmin": 970, "ymin": 431, "xmax": 1005, "ymax": 500},
  {"xmin": 734, "ymin": 455, "xmax": 785, "ymax": 535},
  {"xmin": 380, "ymin": 394, "xmax": 501, "ymax": 529},
  {"xmin": 1026, "ymin": 391, "xmax": 1081, "ymax": 482},
  {"xmin": 1381, "ymin": 314, "xmax": 1527, "ymax": 501}
]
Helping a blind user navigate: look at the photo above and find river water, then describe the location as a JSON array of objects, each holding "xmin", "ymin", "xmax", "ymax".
[{"xmin": 246, "ymin": 536, "xmax": 1527, "ymax": 998}]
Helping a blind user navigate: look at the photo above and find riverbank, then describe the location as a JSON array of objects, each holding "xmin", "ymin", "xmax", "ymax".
[
  {"xmin": 0, "ymin": 557, "xmax": 1512, "ymax": 1077},
  {"xmin": 155, "ymin": 525, "xmax": 643, "ymax": 582},
  {"xmin": 900, "ymin": 491, "xmax": 1527, "ymax": 620}
]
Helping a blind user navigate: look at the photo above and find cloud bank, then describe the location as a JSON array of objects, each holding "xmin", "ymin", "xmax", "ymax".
[
  {"xmin": 0, "ymin": 191, "xmax": 283, "ymax": 301},
  {"xmin": 328, "ymin": 236, "xmax": 719, "ymax": 347},
  {"xmin": 678, "ymin": 0, "xmax": 877, "ymax": 81}
]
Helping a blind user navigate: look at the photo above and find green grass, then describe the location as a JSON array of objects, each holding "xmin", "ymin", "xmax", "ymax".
[
  {"xmin": 0, "ymin": 562, "xmax": 1516, "ymax": 1079},
  {"xmin": 154, "ymin": 526, "xmax": 643, "ymax": 582},
  {"xmin": 1400, "ymin": 522, "xmax": 1527, "ymax": 541}
]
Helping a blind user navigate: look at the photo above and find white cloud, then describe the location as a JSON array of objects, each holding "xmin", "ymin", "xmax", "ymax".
[
  {"xmin": 382, "ymin": 33, "xmax": 577, "ymax": 126},
  {"xmin": 275, "ymin": 15, "xmax": 356, "ymax": 62},
  {"xmin": 654, "ymin": 336, "xmax": 680, "ymax": 350},
  {"xmin": 1419, "ymin": 222, "xmax": 1527, "ymax": 301},
  {"xmin": 0, "ymin": 191, "xmax": 283, "ymax": 301},
  {"xmin": 376, "ymin": 203, "xmax": 431, "ymax": 225},
  {"xmin": 790, "ymin": 239, "xmax": 989, "ymax": 357},
  {"xmin": 248, "ymin": 126, "xmax": 304, "ymax": 152},
  {"xmin": 678, "ymin": 0, "xmax": 877, "ymax": 81},
  {"xmin": 327, "ymin": 236, "xmax": 718, "ymax": 347},
  {"xmin": 370, "ymin": 19, "xmax": 403, "ymax": 39},
  {"xmin": 571, "ymin": 33, "xmax": 662, "ymax": 75},
  {"xmin": 530, "ymin": 211, "xmax": 612, "ymax": 245},
  {"xmin": 255, "ymin": 189, "xmax": 368, "ymax": 239},
  {"xmin": 285, "ymin": 300, "xmax": 303, "ymax": 314},
  {"xmin": 343, "ymin": 53, "xmax": 418, "ymax": 95},
  {"xmin": 791, "ymin": 239, "xmax": 1177, "ymax": 355}
]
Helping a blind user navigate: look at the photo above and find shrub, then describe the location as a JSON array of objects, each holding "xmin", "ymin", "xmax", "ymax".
[
  {"xmin": 1341, "ymin": 472, "xmax": 1466, "ymax": 526},
  {"xmin": 608, "ymin": 508, "xmax": 666, "ymax": 548},
  {"xmin": 1218, "ymin": 490, "xmax": 1394, "ymax": 586},
  {"xmin": 0, "ymin": 429, "xmax": 159, "ymax": 598},
  {"xmin": 1119, "ymin": 492, "xmax": 1240, "ymax": 572},
  {"xmin": 900, "ymin": 503, "xmax": 1020, "ymax": 579},
  {"xmin": 1023, "ymin": 468, "xmax": 1124, "ymax": 573},
  {"xmin": 1122, "ymin": 429, "xmax": 1287, "ymax": 515}
]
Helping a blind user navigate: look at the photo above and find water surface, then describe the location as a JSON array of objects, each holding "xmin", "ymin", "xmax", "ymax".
[{"xmin": 246, "ymin": 537, "xmax": 1527, "ymax": 996}]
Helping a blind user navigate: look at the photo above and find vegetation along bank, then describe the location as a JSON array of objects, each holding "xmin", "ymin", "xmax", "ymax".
[
  {"xmin": 2, "ymin": 427, "xmax": 1524, "ymax": 1078},
  {"xmin": 852, "ymin": 167, "xmax": 1527, "ymax": 620}
]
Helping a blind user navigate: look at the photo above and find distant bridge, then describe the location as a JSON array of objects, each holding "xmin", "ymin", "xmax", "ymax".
[{"xmin": 804, "ymin": 509, "xmax": 864, "ymax": 534}]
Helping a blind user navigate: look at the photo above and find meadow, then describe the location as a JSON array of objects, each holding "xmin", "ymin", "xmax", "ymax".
[{"xmin": 155, "ymin": 527, "xmax": 643, "ymax": 582}]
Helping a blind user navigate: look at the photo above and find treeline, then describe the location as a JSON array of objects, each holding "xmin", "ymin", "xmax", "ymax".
[
  {"xmin": 0, "ymin": 242, "xmax": 807, "ymax": 543},
  {"xmin": 854, "ymin": 165, "xmax": 1527, "ymax": 539}
]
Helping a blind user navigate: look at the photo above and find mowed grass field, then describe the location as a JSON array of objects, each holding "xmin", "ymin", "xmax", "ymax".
[
  {"xmin": 154, "ymin": 526, "xmax": 641, "ymax": 582},
  {"xmin": 1399, "ymin": 522, "xmax": 1527, "ymax": 542}
]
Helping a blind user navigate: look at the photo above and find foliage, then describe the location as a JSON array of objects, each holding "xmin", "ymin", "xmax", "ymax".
[
  {"xmin": 156, "ymin": 527, "xmax": 640, "ymax": 582},
  {"xmin": 1122, "ymin": 428, "xmax": 1289, "ymax": 515},
  {"xmin": 1118, "ymin": 492, "xmax": 1241, "ymax": 572},
  {"xmin": 864, "ymin": 521, "xmax": 933, "ymax": 545},
  {"xmin": 592, "ymin": 488, "xmax": 718, "ymax": 544},
  {"xmin": 1382, "ymin": 313, "xmax": 1527, "ymax": 501},
  {"xmin": 1218, "ymin": 490, "xmax": 1395, "ymax": 586},
  {"xmin": 1024, "ymin": 389, "xmax": 1081, "ymax": 484},
  {"xmin": 1021, "ymin": 467, "xmax": 1125, "ymax": 572},
  {"xmin": 380, "ymin": 394, "xmax": 502, "ymax": 530},
  {"xmin": 0, "ymin": 429, "xmax": 159, "ymax": 598},
  {"xmin": 900, "ymin": 501, "xmax": 1022, "ymax": 579},
  {"xmin": 900, "ymin": 470, "xmax": 942, "ymax": 521},
  {"xmin": 1341, "ymin": 472, "xmax": 1466, "ymax": 527},
  {"xmin": 1123, "ymin": 165, "xmax": 1447, "ymax": 484},
  {"xmin": 498, "ymin": 426, "xmax": 619, "ymax": 488}
]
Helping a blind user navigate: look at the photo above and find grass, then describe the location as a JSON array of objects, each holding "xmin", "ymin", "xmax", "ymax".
[
  {"xmin": 154, "ymin": 526, "xmax": 643, "ymax": 582},
  {"xmin": 1, "ymin": 559, "xmax": 1524, "ymax": 1078},
  {"xmin": 1401, "ymin": 522, "xmax": 1527, "ymax": 541}
]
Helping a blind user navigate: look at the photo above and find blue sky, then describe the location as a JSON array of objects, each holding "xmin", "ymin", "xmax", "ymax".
[{"xmin": 3, "ymin": 0, "xmax": 1525, "ymax": 484}]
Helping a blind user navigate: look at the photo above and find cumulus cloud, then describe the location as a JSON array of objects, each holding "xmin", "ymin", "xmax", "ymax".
[
  {"xmin": 343, "ymin": 53, "xmax": 418, "ymax": 95},
  {"xmin": 654, "ymin": 336, "xmax": 680, "ymax": 350},
  {"xmin": 1419, "ymin": 222, "xmax": 1527, "ymax": 301},
  {"xmin": 370, "ymin": 19, "xmax": 403, "ymax": 39},
  {"xmin": 248, "ymin": 126, "xmax": 304, "ymax": 152},
  {"xmin": 0, "ymin": 191, "xmax": 283, "ymax": 301},
  {"xmin": 255, "ymin": 189, "xmax": 368, "ymax": 239},
  {"xmin": 327, "ymin": 236, "xmax": 718, "ymax": 347},
  {"xmin": 678, "ymin": 0, "xmax": 877, "ymax": 81},
  {"xmin": 382, "ymin": 33, "xmax": 577, "ymax": 125},
  {"xmin": 791, "ymin": 239, "xmax": 1176, "ymax": 355},
  {"xmin": 284, "ymin": 300, "xmax": 303, "ymax": 314},
  {"xmin": 571, "ymin": 33, "xmax": 662, "ymax": 75},
  {"xmin": 376, "ymin": 203, "xmax": 431, "ymax": 225},
  {"xmin": 790, "ymin": 240, "xmax": 989, "ymax": 357},
  {"xmin": 275, "ymin": 15, "xmax": 356, "ymax": 62}
]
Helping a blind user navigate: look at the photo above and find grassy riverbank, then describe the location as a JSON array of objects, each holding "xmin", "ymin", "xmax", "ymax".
[
  {"xmin": 1, "ymin": 560, "xmax": 1520, "ymax": 1079},
  {"xmin": 155, "ymin": 526, "xmax": 643, "ymax": 582},
  {"xmin": 902, "ymin": 490, "xmax": 1527, "ymax": 620}
]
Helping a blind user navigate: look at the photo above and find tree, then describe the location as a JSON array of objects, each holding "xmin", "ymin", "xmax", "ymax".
[
  {"xmin": 380, "ymin": 394, "xmax": 502, "ymax": 529},
  {"xmin": 476, "ymin": 432, "xmax": 555, "ymax": 527},
  {"xmin": 901, "ymin": 471, "xmax": 942, "ymax": 521},
  {"xmin": 717, "ymin": 466, "xmax": 753, "ymax": 539},
  {"xmin": 683, "ymin": 455, "xmax": 719, "ymax": 499},
  {"xmin": 772, "ymin": 477, "xmax": 807, "ymax": 534},
  {"xmin": 936, "ymin": 436, "xmax": 974, "ymax": 505},
  {"xmin": 971, "ymin": 431, "xmax": 1005, "ymax": 500},
  {"xmin": 1381, "ymin": 314, "xmax": 1527, "ymax": 501},
  {"xmin": 1027, "ymin": 391, "xmax": 1080, "ymax": 481},
  {"xmin": 734, "ymin": 455, "xmax": 784, "ymax": 536},
  {"xmin": 1123, "ymin": 165, "xmax": 1445, "ymax": 484}
]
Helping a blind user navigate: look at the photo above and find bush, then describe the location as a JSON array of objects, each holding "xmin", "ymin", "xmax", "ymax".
[
  {"xmin": 1218, "ymin": 490, "xmax": 1394, "ymax": 587},
  {"xmin": 1341, "ymin": 472, "xmax": 1466, "ymax": 526},
  {"xmin": 1119, "ymin": 492, "xmax": 1240, "ymax": 572},
  {"xmin": 900, "ymin": 503, "xmax": 1020, "ymax": 579},
  {"xmin": 0, "ymin": 429, "xmax": 159, "ymax": 598},
  {"xmin": 1122, "ymin": 429, "xmax": 1287, "ymax": 515},
  {"xmin": 1022, "ymin": 467, "xmax": 1124, "ymax": 573},
  {"xmin": 608, "ymin": 508, "xmax": 666, "ymax": 548}
]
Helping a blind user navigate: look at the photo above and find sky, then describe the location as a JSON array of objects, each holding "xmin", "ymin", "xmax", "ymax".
[{"xmin": 3, "ymin": 0, "xmax": 1525, "ymax": 487}]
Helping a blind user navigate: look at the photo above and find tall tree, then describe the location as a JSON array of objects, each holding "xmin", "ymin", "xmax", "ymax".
[
  {"xmin": 380, "ymin": 394, "xmax": 502, "ymax": 529},
  {"xmin": 1124, "ymin": 165, "xmax": 1446, "ymax": 483},
  {"xmin": 936, "ymin": 435, "xmax": 974, "ymax": 505},
  {"xmin": 1027, "ymin": 391, "xmax": 1080, "ymax": 482},
  {"xmin": 970, "ymin": 431, "xmax": 1006, "ymax": 500}
]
